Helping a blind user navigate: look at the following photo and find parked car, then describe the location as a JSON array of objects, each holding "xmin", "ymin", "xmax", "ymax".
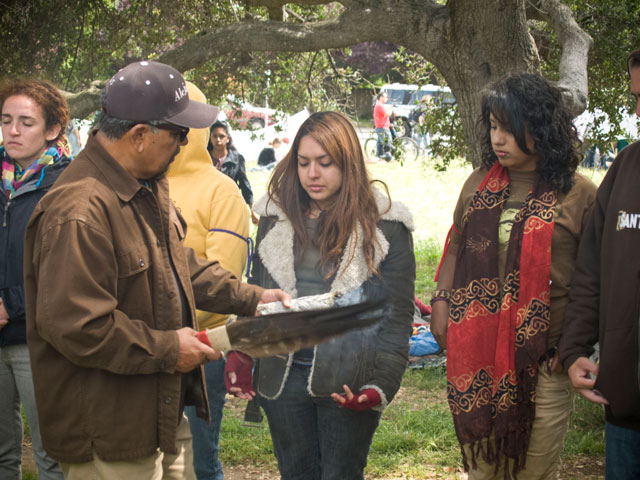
[
  {"xmin": 224, "ymin": 100, "xmax": 279, "ymax": 130},
  {"xmin": 378, "ymin": 83, "xmax": 455, "ymax": 136}
]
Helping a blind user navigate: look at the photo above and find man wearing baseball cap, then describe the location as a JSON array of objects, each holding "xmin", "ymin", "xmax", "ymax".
[{"xmin": 23, "ymin": 60, "xmax": 290, "ymax": 479}]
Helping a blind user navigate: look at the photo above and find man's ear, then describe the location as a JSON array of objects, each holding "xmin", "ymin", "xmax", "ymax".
[{"xmin": 128, "ymin": 124, "xmax": 149, "ymax": 153}]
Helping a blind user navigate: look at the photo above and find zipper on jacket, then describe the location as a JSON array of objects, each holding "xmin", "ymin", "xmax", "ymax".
[{"xmin": 2, "ymin": 200, "xmax": 10, "ymax": 228}]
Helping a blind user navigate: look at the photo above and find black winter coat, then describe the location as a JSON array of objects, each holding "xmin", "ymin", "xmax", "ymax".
[
  {"xmin": 217, "ymin": 149, "xmax": 253, "ymax": 205},
  {"xmin": 0, "ymin": 157, "xmax": 70, "ymax": 346}
]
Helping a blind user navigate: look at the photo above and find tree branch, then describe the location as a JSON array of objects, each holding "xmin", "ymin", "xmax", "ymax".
[
  {"xmin": 157, "ymin": 15, "xmax": 378, "ymax": 72},
  {"xmin": 245, "ymin": 0, "xmax": 340, "ymax": 7},
  {"xmin": 526, "ymin": 0, "xmax": 593, "ymax": 115},
  {"xmin": 63, "ymin": 80, "xmax": 104, "ymax": 119}
]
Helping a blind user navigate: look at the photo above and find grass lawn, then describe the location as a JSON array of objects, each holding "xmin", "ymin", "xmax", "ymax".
[{"xmin": 219, "ymin": 368, "xmax": 605, "ymax": 479}]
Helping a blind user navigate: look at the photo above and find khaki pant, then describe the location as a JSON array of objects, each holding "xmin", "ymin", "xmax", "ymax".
[
  {"xmin": 464, "ymin": 368, "xmax": 575, "ymax": 480},
  {"xmin": 60, "ymin": 415, "xmax": 195, "ymax": 480}
]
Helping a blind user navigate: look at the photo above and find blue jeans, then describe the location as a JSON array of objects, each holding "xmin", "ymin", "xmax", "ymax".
[
  {"xmin": 605, "ymin": 421, "xmax": 640, "ymax": 478},
  {"xmin": 185, "ymin": 358, "xmax": 226, "ymax": 480},
  {"xmin": 375, "ymin": 127, "xmax": 392, "ymax": 157},
  {"xmin": 261, "ymin": 364, "xmax": 381, "ymax": 480},
  {"xmin": 0, "ymin": 344, "xmax": 63, "ymax": 480}
]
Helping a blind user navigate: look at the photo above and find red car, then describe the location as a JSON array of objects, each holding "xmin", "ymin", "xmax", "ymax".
[{"xmin": 223, "ymin": 101, "xmax": 278, "ymax": 130}]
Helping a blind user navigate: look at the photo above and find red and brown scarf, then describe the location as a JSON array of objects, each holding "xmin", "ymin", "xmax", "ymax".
[{"xmin": 447, "ymin": 163, "xmax": 556, "ymax": 477}]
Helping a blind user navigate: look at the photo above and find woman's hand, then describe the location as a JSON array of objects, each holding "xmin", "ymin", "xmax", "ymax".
[
  {"xmin": 430, "ymin": 300, "xmax": 449, "ymax": 350},
  {"xmin": 331, "ymin": 385, "xmax": 381, "ymax": 411},
  {"xmin": 224, "ymin": 351, "xmax": 255, "ymax": 400},
  {"xmin": 0, "ymin": 298, "xmax": 8, "ymax": 331},
  {"xmin": 431, "ymin": 250, "xmax": 456, "ymax": 350}
]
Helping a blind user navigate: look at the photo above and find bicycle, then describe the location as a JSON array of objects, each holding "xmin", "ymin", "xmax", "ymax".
[{"xmin": 363, "ymin": 128, "xmax": 419, "ymax": 163}]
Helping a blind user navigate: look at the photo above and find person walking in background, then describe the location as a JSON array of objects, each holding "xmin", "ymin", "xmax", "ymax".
[
  {"xmin": 207, "ymin": 120, "xmax": 259, "ymax": 224},
  {"xmin": 409, "ymin": 95, "xmax": 432, "ymax": 151},
  {"xmin": 22, "ymin": 60, "xmax": 289, "ymax": 479},
  {"xmin": 167, "ymin": 81, "xmax": 252, "ymax": 480},
  {"xmin": 0, "ymin": 78, "xmax": 69, "ymax": 480},
  {"xmin": 559, "ymin": 47, "xmax": 640, "ymax": 479},
  {"xmin": 65, "ymin": 118, "xmax": 82, "ymax": 157},
  {"xmin": 431, "ymin": 72, "xmax": 597, "ymax": 479},
  {"xmin": 373, "ymin": 91, "xmax": 393, "ymax": 161},
  {"xmin": 227, "ymin": 111, "xmax": 416, "ymax": 479}
]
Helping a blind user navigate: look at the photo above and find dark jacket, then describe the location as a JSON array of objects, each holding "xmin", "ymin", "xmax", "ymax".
[
  {"xmin": 560, "ymin": 140, "xmax": 640, "ymax": 430},
  {"xmin": 250, "ymin": 191, "xmax": 416, "ymax": 409},
  {"xmin": 257, "ymin": 147, "xmax": 276, "ymax": 167},
  {"xmin": 24, "ymin": 132, "xmax": 263, "ymax": 463},
  {"xmin": 0, "ymin": 155, "xmax": 70, "ymax": 347},
  {"xmin": 218, "ymin": 149, "xmax": 253, "ymax": 205}
]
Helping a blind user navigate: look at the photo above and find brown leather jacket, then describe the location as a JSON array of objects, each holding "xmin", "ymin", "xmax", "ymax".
[{"xmin": 23, "ymin": 132, "xmax": 263, "ymax": 463}]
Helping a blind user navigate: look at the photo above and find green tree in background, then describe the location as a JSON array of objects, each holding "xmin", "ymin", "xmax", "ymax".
[{"xmin": 2, "ymin": 0, "xmax": 635, "ymax": 165}]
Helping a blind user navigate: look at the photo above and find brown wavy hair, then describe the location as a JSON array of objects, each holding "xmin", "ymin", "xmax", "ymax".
[
  {"xmin": 267, "ymin": 111, "xmax": 389, "ymax": 279},
  {"xmin": 0, "ymin": 78, "xmax": 69, "ymax": 142}
]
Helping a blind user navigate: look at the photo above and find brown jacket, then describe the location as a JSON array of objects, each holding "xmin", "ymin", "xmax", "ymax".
[{"xmin": 23, "ymin": 132, "xmax": 263, "ymax": 463}]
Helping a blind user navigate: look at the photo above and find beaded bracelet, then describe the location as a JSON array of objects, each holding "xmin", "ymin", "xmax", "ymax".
[{"xmin": 429, "ymin": 289, "xmax": 451, "ymax": 306}]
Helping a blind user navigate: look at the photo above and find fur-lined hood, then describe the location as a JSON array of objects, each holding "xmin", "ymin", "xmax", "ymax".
[{"xmin": 253, "ymin": 188, "xmax": 414, "ymax": 297}]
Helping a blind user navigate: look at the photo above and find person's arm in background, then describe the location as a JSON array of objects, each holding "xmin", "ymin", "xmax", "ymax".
[
  {"xmin": 73, "ymin": 125, "xmax": 82, "ymax": 149},
  {"xmin": 234, "ymin": 153, "xmax": 259, "ymax": 224},
  {"xmin": 234, "ymin": 153, "xmax": 253, "ymax": 204}
]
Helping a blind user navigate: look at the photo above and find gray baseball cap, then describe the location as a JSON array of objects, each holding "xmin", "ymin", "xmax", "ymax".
[{"xmin": 103, "ymin": 60, "xmax": 219, "ymax": 128}]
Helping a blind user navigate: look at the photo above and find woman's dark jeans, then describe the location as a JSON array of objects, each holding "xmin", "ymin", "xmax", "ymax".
[{"xmin": 261, "ymin": 364, "xmax": 381, "ymax": 480}]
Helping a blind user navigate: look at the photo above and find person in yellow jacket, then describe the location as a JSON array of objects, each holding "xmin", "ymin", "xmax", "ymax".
[{"xmin": 167, "ymin": 81, "xmax": 251, "ymax": 480}]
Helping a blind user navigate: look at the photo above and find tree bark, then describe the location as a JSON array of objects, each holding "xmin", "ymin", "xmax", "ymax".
[{"xmin": 65, "ymin": 0, "xmax": 591, "ymax": 166}]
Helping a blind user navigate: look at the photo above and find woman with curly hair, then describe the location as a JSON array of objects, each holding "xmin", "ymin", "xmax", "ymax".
[
  {"xmin": 0, "ymin": 78, "xmax": 70, "ymax": 479},
  {"xmin": 225, "ymin": 111, "xmax": 416, "ymax": 479},
  {"xmin": 430, "ymin": 72, "xmax": 597, "ymax": 479}
]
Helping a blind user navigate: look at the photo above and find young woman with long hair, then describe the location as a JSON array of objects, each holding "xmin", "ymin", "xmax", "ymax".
[
  {"xmin": 431, "ymin": 72, "xmax": 598, "ymax": 479},
  {"xmin": 226, "ymin": 111, "xmax": 416, "ymax": 479}
]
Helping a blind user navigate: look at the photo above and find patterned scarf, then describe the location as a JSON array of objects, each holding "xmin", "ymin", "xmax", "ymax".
[
  {"xmin": 1, "ymin": 139, "xmax": 70, "ymax": 200},
  {"xmin": 447, "ymin": 163, "xmax": 556, "ymax": 477}
]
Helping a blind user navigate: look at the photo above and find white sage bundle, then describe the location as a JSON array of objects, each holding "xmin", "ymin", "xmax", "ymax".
[{"xmin": 256, "ymin": 291, "xmax": 340, "ymax": 315}]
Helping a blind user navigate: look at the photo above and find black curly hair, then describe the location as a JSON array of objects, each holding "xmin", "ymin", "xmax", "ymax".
[{"xmin": 478, "ymin": 72, "xmax": 580, "ymax": 194}]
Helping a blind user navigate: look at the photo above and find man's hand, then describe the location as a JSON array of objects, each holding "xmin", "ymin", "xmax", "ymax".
[
  {"xmin": 175, "ymin": 327, "xmax": 221, "ymax": 373},
  {"xmin": 0, "ymin": 299, "xmax": 8, "ymax": 331},
  {"xmin": 331, "ymin": 385, "xmax": 381, "ymax": 411},
  {"xmin": 224, "ymin": 351, "xmax": 255, "ymax": 400},
  {"xmin": 257, "ymin": 289, "xmax": 292, "ymax": 311},
  {"xmin": 567, "ymin": 356, "xmax": 609, "ymax": 405}
]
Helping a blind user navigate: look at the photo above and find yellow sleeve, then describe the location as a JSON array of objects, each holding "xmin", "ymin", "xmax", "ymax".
[{"xmin": 197, "ymin": 191, "xmax": 251, "ymax": 329}]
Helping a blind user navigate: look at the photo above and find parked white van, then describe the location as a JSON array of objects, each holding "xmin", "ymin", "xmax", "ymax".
[{"xmin": 379, "ymin": 83, "xmax": 455, "ymax": 136}]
